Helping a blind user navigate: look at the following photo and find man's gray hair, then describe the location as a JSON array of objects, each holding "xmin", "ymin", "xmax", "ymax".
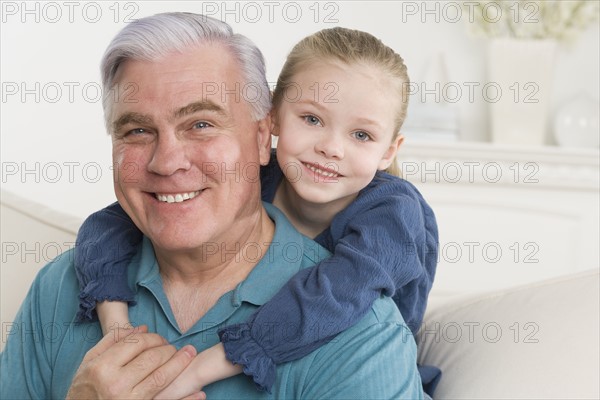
[{"xmin": 100, "ymin": 12, "xmax": 271, "ymax": 130}]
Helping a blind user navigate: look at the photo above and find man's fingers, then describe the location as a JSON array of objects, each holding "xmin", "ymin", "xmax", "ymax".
[
  {"xmin": 81, "ymin": 325, "xmax": 143, "ymax": 362},
  {"xmin": 105, "ymin": 324, "xmax": 146, "ymax": 344},
  {"xmin": 77, "ymin": 325, "xmax": 198, "ymax": 399},
  {"xmin": 121, "ymin": 343, "xmax": 179, "ymax": 389},
  {"xmin": 99, "ymin": 330, "xmax": 167, "ymax": 367},
  {"xmin": 81, "ymin": 333, "xmax": 116, "ymax": 362},
  {"xmin": 181, "ymin": 392, "xmax": 207, "ymax": 400},
  {"xmin": 136, "ymin": 345, "xmax": 198, "ymax": 398},
  {"xmin": 109, "ymin": 324, "xmax": 147, "ymax": 343}
]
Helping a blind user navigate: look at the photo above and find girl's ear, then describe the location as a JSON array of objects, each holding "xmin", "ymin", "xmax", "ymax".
[
  {"xmin": 378, "ymin": 134, "xmax": 404, "ymax": 170},
  {"xmin": 270, "ymin": 111, "xmax": 280, "ymax": 137},
  {"xmin": 257, "ymin": 112, "xmax": 273, "ymax": 166}
]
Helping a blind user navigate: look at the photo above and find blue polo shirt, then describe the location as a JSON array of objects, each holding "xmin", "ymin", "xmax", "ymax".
[{"xmin": 1, "ymin": 203, "xmax": 423, "ymax": 399}]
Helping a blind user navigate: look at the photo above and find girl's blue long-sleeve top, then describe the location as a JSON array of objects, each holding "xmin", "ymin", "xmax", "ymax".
[{"xmin": 74, "ymin": 152, "xmax": 439, "ymax": 392}]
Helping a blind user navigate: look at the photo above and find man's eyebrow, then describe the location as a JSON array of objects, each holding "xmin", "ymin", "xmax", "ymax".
[
  {"xmin": 173, "ymin": 100, "xmax": 227, "ymax": 120},
  {"xmin": 112, "ymin": 100, "xmax": 227, "ymax": 133},
  {"xmin": 112, "ymin": 112, "xmax": 154, "ymax": 133}
]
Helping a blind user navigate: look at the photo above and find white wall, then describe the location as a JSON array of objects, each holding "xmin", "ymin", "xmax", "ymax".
[{"xmin": 2, "ymin": 1, "xmax": 599, "ymax": 219}]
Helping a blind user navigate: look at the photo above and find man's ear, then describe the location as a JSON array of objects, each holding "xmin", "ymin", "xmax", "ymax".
[
  {"xmin": 257, "ymin": 112, "xmax": 273, "ymax": 166},
  {"xmin": 378, "ymin": 134, "xmax": 404, "ymax": 170}
]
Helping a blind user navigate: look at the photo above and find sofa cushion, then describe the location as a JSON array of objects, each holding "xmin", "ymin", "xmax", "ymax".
[{"xmin": 418, "ymin": 268, "xmax": 600, "ymax": 399}]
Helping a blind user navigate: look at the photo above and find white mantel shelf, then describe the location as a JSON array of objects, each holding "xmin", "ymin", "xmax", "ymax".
[
  {"xmin": 396, "ymin": 140, "xmax": 599, "ymax": 298},
  {"xmin": 399, "ymin": 140, "xmax": 599, "ymax": 191}
]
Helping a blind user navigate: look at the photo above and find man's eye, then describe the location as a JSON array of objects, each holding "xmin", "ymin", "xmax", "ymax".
[
  {"xmin": 127, "ymin": 128, "xmax": 148, "ymax": 136},
  {"xmin": 302, "ymin": 115, "xmax": 322, "ymax": 126},
  {"xmin": 193, "ymin": 121, "xmax": 212, "ymax": 129},
  {"xmin": 352, "ymin": 131, "xmax": 371, "ymax": 142}
]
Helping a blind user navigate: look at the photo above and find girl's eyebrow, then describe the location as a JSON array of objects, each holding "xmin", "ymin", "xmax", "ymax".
[
  {"xmin": 353, "ymin": 117, "xmax": 384, "ymax": 131},
  {"xmin": 295, "ymin": 98, "xmax": 327, "ymax": 111}
]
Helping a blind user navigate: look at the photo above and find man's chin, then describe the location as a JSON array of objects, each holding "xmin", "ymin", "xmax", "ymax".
[{"xmin": 147, "ymin": 230, "xmax": 201, "ymax": 250}]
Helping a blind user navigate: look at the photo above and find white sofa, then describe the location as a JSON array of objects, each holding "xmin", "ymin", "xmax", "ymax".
[{"xmin": 1, "ymin": 142, "xmax": 599, "ymax": 398}]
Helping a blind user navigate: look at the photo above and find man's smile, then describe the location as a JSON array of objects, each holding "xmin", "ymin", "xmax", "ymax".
[{"xmin": 154, "ymin": 190, "xmax": 202, "ymax": 203}]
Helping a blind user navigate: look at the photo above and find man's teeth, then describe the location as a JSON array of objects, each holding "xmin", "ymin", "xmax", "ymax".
[
  {"xmin": 156, "ymin": 191, "xmax": 200, "ymax": 203},
  {"xmin": 305, "ymin": 163, "xmax": 339, "ymax": 178}
]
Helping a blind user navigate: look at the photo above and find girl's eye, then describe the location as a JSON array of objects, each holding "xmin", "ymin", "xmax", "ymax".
[
  {"xmin": 193, "ymin": 121, "xmax": 212, "ymax": 129},
  {"xmin": 303, "ymin": 115, "xmax": 322, "ymax": 126},
  {"xmin": 352, "ymin": 131, "xmax": 371, "ymax": 142}
]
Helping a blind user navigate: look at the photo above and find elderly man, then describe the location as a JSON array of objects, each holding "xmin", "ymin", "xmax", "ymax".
[{"xmin": 0, "ymin": 12, "xmax": 423, "ymax": 399}]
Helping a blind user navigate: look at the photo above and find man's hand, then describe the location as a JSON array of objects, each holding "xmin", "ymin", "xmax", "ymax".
[{"xmin": 66, "ymin": 325, "xmax": 200, "ymax": 399}]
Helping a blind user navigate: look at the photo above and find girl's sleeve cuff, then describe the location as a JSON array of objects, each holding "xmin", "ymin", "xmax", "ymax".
[
  {"xmin": 76, "ymin": 275, "xmax": 136, "ymax": 322},
  {"xmin": 219, "ymin": 324, "xmax": 276, "ymax": 393}
]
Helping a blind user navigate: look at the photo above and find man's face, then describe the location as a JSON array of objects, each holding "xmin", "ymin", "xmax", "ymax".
[{"xmin": 109, "ymin": 43, "xmax": 271, "ymax": 252}]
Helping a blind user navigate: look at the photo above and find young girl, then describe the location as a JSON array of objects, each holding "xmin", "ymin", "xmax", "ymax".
[{"xmin": 75, "ymin": 27, "xmax": 439, "ymax": 398}]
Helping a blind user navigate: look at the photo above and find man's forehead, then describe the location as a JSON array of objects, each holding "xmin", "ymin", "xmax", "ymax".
[
  {"xmin": 109, "ymin": 44, "xmax": 250, "ymax": 119},
  {"xmin": 113, "ymin": 42, "xmax": 241, "ymax": 86}
]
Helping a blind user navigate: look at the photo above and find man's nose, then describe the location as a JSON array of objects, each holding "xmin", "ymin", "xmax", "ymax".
[
  {"xmin": 314, "ymin": 132, "xmax": 344, "ymax": 160},
  {"xmin": 147, "ymin": 133, "xmax": 191, "ymax": 176}
]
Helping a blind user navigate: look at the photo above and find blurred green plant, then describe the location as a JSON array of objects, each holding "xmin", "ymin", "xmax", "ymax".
[{"xmin": 467, "ymin": 0, "xmax": 599, "ymax": 42}]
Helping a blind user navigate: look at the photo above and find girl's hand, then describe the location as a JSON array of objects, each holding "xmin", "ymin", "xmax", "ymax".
[
  {"xmin": 154, "ymin": 343, "xmax": 242, "ymax": 399},
  {"xmin": 153, "ymin": 354, "xmax": 205, "ymax": 399}
]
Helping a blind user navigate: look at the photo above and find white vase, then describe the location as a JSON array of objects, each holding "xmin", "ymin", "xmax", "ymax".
[
  {"xmin": 488, "ymin": 38, "xmax": 557, "ymax": 145},
  {"xmin": 554, "ymin": 93, "xmax": 600, "ymax": 148}
]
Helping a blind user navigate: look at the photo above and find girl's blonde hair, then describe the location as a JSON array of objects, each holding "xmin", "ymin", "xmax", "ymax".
[{"xmin": 272, "ymin": 27, "xmax": 409, "ymax": 177}]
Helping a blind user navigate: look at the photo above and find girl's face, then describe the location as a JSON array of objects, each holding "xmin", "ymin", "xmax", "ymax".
[{"xmin": 273, "ymin": 60, "xmax": 403, "ymax": 208}]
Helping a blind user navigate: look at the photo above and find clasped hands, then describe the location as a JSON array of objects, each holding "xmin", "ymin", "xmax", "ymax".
[{"xmin": 66, "ymin": 325, "xmax": 205, "ymax": 400}]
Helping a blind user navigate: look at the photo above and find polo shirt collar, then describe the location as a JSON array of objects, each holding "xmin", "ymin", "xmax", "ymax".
[
  {"xmin": 131, "ymin": 202, "xmax": 312, "ymax": 324},
  {"xmin": 236, "ymin": 203, "xmax": 309, "ymax": 306}
]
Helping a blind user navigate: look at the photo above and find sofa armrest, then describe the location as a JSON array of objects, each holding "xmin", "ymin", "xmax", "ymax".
[{"xmin": 1, "ymin": 190, "xmax": 81, "ymax": 351}]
